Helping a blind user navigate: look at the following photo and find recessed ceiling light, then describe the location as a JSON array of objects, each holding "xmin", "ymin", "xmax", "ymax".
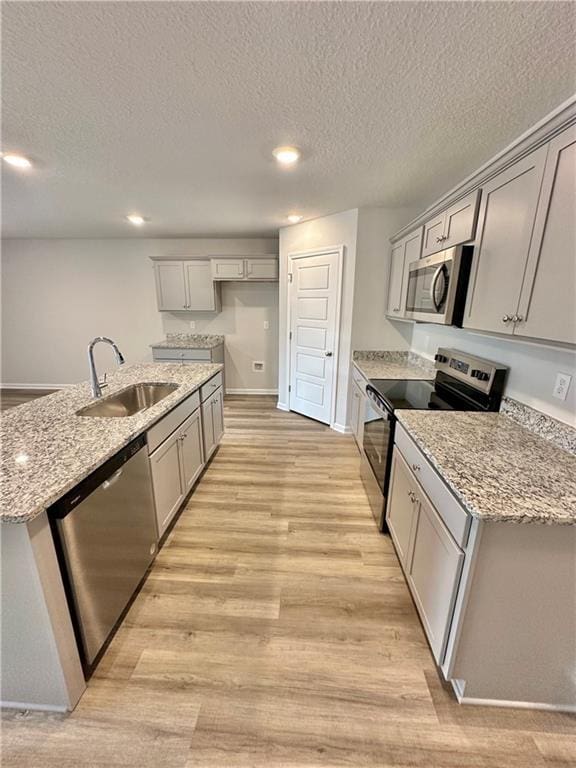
[
  {"xmin": 273, "ymin": 146, "xmax": 301, "ymax": 166},
  {"xmin": 126, "ymin": 214, "xmax": 147, "ymax": 226},
  {"xmin": 287, "ymin": 214, "xmax": 303, "ymax": 224},
  {"xmin": 3, "ymin": 153, "xmax": 32, "ymax": 169}
]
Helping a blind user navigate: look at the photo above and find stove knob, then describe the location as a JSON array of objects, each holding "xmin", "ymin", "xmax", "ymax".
[
  {"xmin": 472, "ymin": 369, "xmax": 490, "ymax": 381},
  {"xmin": 434, "ymin": 354, "xmax": 448, "ymax": 363}
]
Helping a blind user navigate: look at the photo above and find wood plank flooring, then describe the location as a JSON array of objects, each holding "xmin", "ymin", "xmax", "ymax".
[
  {"xmin": 2, "ymin": 395, "xmax": 575, "ymax": 766},
  {"xmin": 0, "ymin": 388, "xmax": 57, "ymax": 411}
]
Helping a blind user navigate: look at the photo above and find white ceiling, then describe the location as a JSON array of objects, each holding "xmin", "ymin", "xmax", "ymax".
[{"xmin": 2, "ymin": 1, "xmax": 575, "ymax": 238}]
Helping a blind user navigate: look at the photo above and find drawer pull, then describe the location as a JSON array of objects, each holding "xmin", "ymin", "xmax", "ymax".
[{"xmin": 412, "ymin": 463, "xmax": 421, "ymax": 472}]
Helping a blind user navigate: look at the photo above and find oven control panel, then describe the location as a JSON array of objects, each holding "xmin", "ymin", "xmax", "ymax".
[{"xmin": 434, "ymin": 348, "xmax": 508, "ymax": 396}]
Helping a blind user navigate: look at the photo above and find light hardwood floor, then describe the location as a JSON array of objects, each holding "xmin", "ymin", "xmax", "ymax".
[
  {"xmin": 0, "ymin": 389, "xmax": 57, "ymax": 411},
  {"xmin": 2, "ymin": 396, "xmax": 575, "ymax": 767}
]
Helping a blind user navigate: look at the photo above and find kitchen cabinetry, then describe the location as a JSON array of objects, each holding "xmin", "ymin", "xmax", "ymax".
[
  {"xmin": 148, "ymin": 392, "xmax": 208, "ymax": 536},
  {"xmin": 152, "ymin": 259, "xmax": 220, "ymax": 312},
  {"xmin": 463, "ymin": 145, "xmax": 548, "ymax": 335},
  {"xmin": 350, "ymin": 379, "xmax": 365, "ymax": 448},
  {"xmin": 201, "ymin": 385, "xmax": 224, "ymax": 460},
  {"xmin": 386, "ymin": 227, "xmax": 423, "ymax": 318},
  {"xmin": 513, "ymin": 125, "xmax": 576, "ymax": 344},
  {"xmin": 211, "ymin": 257, "xmax": 278, "ymax": 281},
  {"xmin": 422, "ymin": 190, "xmax": 481, "ymax": 258},
  {"xmin": 387, "ymin": 443, "xmax": 464, "ymax": 664}
]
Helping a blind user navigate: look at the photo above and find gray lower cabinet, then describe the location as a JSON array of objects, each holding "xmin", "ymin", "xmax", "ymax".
[
  {"xmin": 387, "ymin": 446, "xmax": 464, "ymax": 664},
  {"xmin": 149, "ymin": 431, "xmax": 185, "ymax": 536},
  {"xmin": 149, "ymin": 405, "xmax": 205, "ymax": 537},
  {"xmin": 201, "ymin": 385, "xmax": 224, "ymax": 460},
  {"xmin": 350, "ymin": 379, "xmax": 365, "ymax": 447}
]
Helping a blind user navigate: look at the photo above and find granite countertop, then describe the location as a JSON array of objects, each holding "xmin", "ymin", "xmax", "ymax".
[
  {"xmin": 150, "ymin": 334, "xmax": 224, "ymax": 350},
  {"xmin": 0, "ymin": 362, "xmax": 222, "ymax": 524},
  {"xmin": 353, "ymin": 350, "xmax": 435, "ymax": 381},
  {"xmin": 396, "ymin": 410, "xmax": 576, "ymax": 525}
]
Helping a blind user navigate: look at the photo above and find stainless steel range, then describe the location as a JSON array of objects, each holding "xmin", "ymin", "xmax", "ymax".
[{"xmin": 360, "ymin": 349, "xmax": 508, "ymax": 531}]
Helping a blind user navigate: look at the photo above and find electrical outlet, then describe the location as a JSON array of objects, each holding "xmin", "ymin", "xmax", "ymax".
[
  {"xmin": 189, "ymin": 320, "xmax": 196, "ymax": 330},
  {"xmin": 553, "ymin": 372, "xmax": 572, "ymax": 401},
  {"xmin": 252, "ymin": 361, "xmax": 265, "ymax": 372},
  {"xmin": 263, "ymin": 320, "xmax": 270, "ymax": 330}
]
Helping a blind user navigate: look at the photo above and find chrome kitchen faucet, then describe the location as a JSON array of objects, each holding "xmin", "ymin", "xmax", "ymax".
[{"xmin": 87, "ymin": 337, "xmax": 125, "ymax": 398}]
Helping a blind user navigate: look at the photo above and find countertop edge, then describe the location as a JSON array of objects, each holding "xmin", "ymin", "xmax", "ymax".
[
  {"xmin": 395, "ymin": 411, "xmax": 575, "ymax": 527},
  {"xmin": 2, "ymin": 364, "xmax": 223, "ymax": 525}
]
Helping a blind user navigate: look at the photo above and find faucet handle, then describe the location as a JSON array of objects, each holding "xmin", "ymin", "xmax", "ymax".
[{"xmin": 99, "ymin": 372, "xmax": 108, "ymax": 389}]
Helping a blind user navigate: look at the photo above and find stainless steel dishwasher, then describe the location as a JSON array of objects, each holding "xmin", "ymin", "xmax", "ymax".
[{"xmin": 49, "ymin": 433, "xmax": 158, "ymax": 674}]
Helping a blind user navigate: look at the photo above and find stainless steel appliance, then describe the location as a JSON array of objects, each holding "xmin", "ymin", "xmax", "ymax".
[
  {"xmin": 405, "ymin": 246, "xmax": 472, "ymax": 325},
  {"xmin": 49, "ymin": 434, "xmax": 157, "ymax": 674},
  {"xmin": 360, "ymin": 349, "xmax": 507, "ymax": 530}
]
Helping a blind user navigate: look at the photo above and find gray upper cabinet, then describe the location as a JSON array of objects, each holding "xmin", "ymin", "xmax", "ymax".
[
  {"xmin": 154, "ymin": 261, "xmax": 188, "ymax": 311},
  {"xmin": 211, "ymin": 257, "xmax": 278, "ymax": 281},
  {"xmin": 153, "ymin": 259, "xmax": 220, "ymax": 312},
  {"xmin": 211, "ymin": 258, "xmax": 245, "ymax": 280},
  {"xmin": 463, "ymin": 145, "xmax": 548, "ymax": 335},
  {"xmin": 185, "ymin": 261, "xmax": 220, "ymax": 311},
  {"xmin": 514, "ymin": 125, "xmax": 576, "ymax": 345},
  {"xmin": 387, "ymin": 227, "xmax": 423, "ymax": 318},
  {"xmin": 422, "ymin": 189, "xmax": 480, "ymax": 257}
]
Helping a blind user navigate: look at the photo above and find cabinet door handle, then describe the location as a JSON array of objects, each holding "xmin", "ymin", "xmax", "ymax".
[
  {"xmin": 502, "ymin": 315, "xmax": 511, "ymax": 323},
  {"xmin": 512, "ymin": 315, "xmax": 523, "ymax": 323},
  {"xmin": 435, "ymin": 236, "xmax": 442, "ymax": 243},
  {"xmin": 411, "ymin": 463, "xmax": 421, "ymax": 472}
]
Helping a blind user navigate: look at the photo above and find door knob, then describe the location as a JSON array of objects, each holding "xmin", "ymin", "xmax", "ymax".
[{"xmin": 325, "ymin": 351, "xmax": 333, "ymax": 357}]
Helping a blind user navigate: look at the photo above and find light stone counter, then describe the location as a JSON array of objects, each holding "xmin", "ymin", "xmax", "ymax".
[
  {"xmin": 0, "ymin": 362, "xmax": 222, "ymax": 524},
  {"xmin": 396, "ymin": 409, "xmax": 576, "ymax": 525},
  {"xmin": 353, "ymin": 350, "xmax": 435, "ymax": 381},
  {"xmin": 150, "ymin": 333, "xmax": 224, "ymax": 350}
]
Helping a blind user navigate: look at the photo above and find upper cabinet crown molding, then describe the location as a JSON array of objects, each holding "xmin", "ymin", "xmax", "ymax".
[{"xmin": 391, "ymin": 96, "xmax": 576, "ymax": 244}]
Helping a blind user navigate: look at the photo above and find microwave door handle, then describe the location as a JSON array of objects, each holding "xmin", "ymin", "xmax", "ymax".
[{"xmin": 430, "ymin": 263, "xmax": 446, "ymax": 311}]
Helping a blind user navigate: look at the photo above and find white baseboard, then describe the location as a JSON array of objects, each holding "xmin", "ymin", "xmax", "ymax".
[
  {"xmin": 332, "ymin": 422, "xmax": 352, "ymax": 434},
  {"xmin": 1, "ymin": 699, "xmax": 68, "ymax": 713},
  {"xmin": 276, "ymin": 402, "xmax": 289, "ymax": 412},
  {"xmin": 451, "ymin": 679, "xmax": 576, "ymax": 713},
  {"xmin": 0, "ymin": 382, "xmax": 68, "ymax": 390},
  {"xmin": 225, "ymin": 388, "xmax": 278, "ymax": 395}
]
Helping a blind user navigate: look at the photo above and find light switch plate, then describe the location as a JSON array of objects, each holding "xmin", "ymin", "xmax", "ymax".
[
  {"xmin": 263, "ymin": 320, "xmax": 270, "ymax": 330},
  {"xmin": 189, "ymin": 320, "xmax": 196, "ymax": 330},
  {"xmin": 553, "ymin": 372, "xmax": 572, "ymax": 401},
  {"xmin": 252, "ymin": 361, "xmax": 265, "ymax": 372}
]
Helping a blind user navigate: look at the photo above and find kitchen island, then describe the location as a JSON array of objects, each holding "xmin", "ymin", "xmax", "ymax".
[{"xmin": 1, "ymin": 363, "xmax": 223, "ymax": 712}]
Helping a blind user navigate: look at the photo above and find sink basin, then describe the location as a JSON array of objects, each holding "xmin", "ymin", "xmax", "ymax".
[{"xmin": 77, "ymin": 382, "xmax": 179, "ymax": 418}]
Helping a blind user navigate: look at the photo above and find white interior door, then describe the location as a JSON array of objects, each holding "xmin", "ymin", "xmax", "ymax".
[{"xmin": 289, "ymin": 250, "xmax": 341, "ymax": 425}]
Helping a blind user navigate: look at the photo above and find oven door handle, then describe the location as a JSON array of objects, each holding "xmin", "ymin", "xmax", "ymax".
[
  {"xmin": 365, "ymin": 386, "xmax": 392, "ymax": 419},
  {"xmin": 430, "ymin": 263, "xmax": 447, "ymax": 311}
]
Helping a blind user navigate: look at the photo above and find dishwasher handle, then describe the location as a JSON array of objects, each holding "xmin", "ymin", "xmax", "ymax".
[{"xmin": 48, "ymin": 433, "xmax": 147, "ymax": 519}]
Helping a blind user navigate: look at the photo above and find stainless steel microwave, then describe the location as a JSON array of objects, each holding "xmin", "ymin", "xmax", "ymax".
[{"xmin": 404, "ymin": 245, "xmax": 473, "ymax": 326}]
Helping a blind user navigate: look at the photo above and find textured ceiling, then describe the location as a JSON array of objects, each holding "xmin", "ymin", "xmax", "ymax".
[{"xmin": 2, "ymin": 1, "xmax": 575, "ymax": 238}]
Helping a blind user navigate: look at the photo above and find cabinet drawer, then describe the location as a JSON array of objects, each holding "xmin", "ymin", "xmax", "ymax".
[
  {"xmin": 200, "ymin": 372, "xmax": 223, "ymax": 403},
  {"xmin": 152, "ymin": 348, "xmax": 212, "ymax": 362},
  {"xmin": 395, "ymin": 424, "xmax": 470, "ymax": 547},
  {"xmin": 147, "ymin": 390, "xmax": 200, "ymax": 454}
]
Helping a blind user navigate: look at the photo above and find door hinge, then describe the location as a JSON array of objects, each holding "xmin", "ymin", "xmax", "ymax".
[
  {"xmin": 288, "ymin": 385, "xmax": 291, "ymax": 393},
  {"xmin": 289, "ymin": 331, "xmax": 292, "ymax": 341},
  {"xmin": 288, "ymin": 273, "xmax": 293, "ymax": 283}
]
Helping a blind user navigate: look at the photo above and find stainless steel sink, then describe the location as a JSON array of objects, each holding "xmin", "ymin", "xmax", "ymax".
[{"xmin": 77, "ymin": 382, "xmax": 179, "ymax": 418}]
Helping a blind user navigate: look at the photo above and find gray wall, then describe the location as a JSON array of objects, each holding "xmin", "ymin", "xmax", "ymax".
[
  {"xmin": 1, "ymin": 237, "xmax": 278, "ymax": 392},
  {"xmin": 411, "ymin": 324, "xmax": 576, "ymax": 426}
]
